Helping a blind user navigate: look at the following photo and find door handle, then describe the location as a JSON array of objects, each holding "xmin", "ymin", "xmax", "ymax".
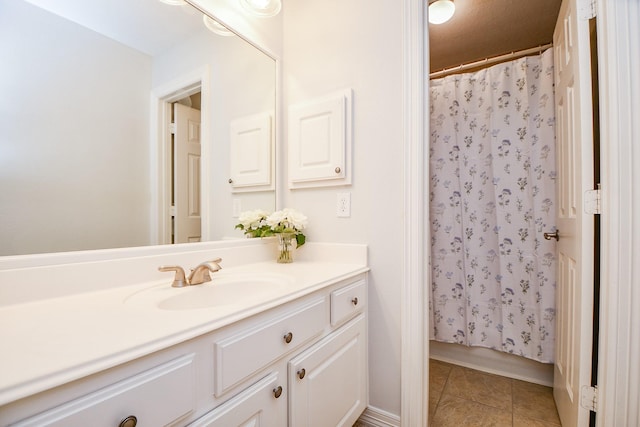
[{"xmin": 543, "ymin": 230, "xmax": 559, "ymax": 241}]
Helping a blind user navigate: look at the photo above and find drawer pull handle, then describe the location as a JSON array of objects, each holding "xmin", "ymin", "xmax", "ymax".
[
  {"xmin": 283, "ymin": 332, "xmax": 293, "ymax": 344},
  {"xmin": 297, "ymin": 368, "xmax": 306, "ymax": 379},
  {"xmin": 119, "ymin": 415, "xmax": 137, "ymax": 427},
  {"xmin": 352, "ymin": 297, "xmax": 359, "ymax": 305},
  {"xmin": 335, "ymin": 166, "xmax": 341, "ymax": 174},
  {"xmin": 273, "ymin": 385, "xmax": 283, "ymax": 398}
]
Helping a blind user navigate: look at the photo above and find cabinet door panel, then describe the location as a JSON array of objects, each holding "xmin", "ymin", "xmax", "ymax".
[
  {"xmin": 189, "ymin": 372, "xmax": 285, "ymax": 427},
  {"xmin": 288, "ymin": 314, "xmax": 367, "ymax": 427}
]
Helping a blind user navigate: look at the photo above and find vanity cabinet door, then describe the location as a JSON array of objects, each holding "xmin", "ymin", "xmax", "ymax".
[
  {"xmin": 189, "ymin": 372, "xmax": 286, "ymax": 427},
  {"xmin": 288, "ymin": 314, "xmax": 367, "ymax": 427},
  {"xmin": 12, "ymin": 355, "xmax": 196, "ymax": 427}
]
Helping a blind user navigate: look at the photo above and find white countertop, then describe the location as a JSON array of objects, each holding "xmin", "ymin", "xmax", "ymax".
[{"xmin": 0, "ymin": 260, "xmax": 368, "ymax": 406}]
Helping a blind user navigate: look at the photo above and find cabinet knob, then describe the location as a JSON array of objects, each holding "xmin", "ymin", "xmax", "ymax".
[
  {"xmin": 297, "ymin": 368, "xmax": 306, "ymax": 379},
  {"xmin": 352, "ymin": 297, "xmax": 359, "ymax": 306},
  {"xmin": 273, "ymin": 385, "xmax": 283, "ymax": 398},
  {"xmin": 283, "ymin": 332, "xmax": 293, "ymax": 344},
  {"xmin": 119, "ymin": 415, "xmax": 137, "ymax": 427},
  {"xmin": 335, "ymin": 166, "xmax": 341, "ymax": 174},
  {"xmin": 228, "ymin": 178, "xmax": 233, "ymax": 184}
]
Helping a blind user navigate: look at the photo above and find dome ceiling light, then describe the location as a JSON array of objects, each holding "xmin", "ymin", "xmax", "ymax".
[
  {"xmin": 239, "ymin": 0, "xmax": 282, "ymax": 17},
  {"xmin": 203, "ymin": 15, "xmax": 234, "ymax": 36},
  {"xmin": 428, "ymin": 0, "xmax": 455, "ymax": 25}
]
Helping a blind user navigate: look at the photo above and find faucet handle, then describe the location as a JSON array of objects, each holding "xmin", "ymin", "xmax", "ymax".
[{"xmin": 158, "ymin": 266, "xmax": 189, "ymax": 288}]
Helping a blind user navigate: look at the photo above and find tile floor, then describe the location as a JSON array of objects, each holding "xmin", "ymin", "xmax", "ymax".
[{"xmin": 429, "ymin": 359, "xmax": 562, "ymax": 427}]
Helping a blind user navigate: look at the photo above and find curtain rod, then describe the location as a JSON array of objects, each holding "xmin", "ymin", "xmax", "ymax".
[{"xmin": 429, "ymin": 43, "xmax": 554, "ymax": 80}]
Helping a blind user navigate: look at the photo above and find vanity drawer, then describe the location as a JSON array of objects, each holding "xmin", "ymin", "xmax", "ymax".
[
  {"xmin": 330, "ymin": 279, "xmax": 366, "ymax": 326},
  {"xmin": 14, "ymin": 354, "xmax": 196, "ymax": 427},
  {"xmin": 214, "ymin": 297, "xmax": 327, "ymax": 396}
]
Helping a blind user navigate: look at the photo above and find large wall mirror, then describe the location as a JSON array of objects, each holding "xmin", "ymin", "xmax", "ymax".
[{"xmin": 0, "ymin": 0, "xmax": 277, "ymax": 256}]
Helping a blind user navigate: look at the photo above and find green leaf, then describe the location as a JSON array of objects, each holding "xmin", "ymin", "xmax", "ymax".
[{"xmin": 296, "ymin": 233, "xmax": 306, "ymax": 248}]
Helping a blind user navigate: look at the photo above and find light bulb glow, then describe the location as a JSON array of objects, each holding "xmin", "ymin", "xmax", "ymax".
[
  {"xmin": 158, "ymin": 0, "xmax": 187, "ymax": 6},
  {"xmin": 203, "ymin": 15, "xmax": 234, "ymax": 37},
  {"xmin": 239, "ymin": 0, "xmax": 281, "ymax": 17},
  {"xmin": 249, "ymin": 0, "xmax": 270, "ymax": 9},
  {"xmin": 428, "ymin": 0, "xmax": 455, "ymax": 24}
]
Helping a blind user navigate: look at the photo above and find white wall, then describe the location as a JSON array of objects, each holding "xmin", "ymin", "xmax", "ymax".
[
  {"xmin": 0, "ymin": 0, "xmax": 152, "ymax": 255},
  {"xmin": 282, "ymin": 0, "xmax": 404, "ymax": 416}
]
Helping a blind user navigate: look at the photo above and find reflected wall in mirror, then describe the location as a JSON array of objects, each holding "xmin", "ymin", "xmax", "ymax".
[{"xmin": 0, "ymin": 0, "xmax": 276, "ymax": 256}]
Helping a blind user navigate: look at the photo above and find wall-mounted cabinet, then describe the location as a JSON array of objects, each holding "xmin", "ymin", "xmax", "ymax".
[
  {"xmin": 288, "ymin": 90, "xmax": 352, "ymax": 189},
  {"xmin": 228, "ymin": 112, "xmax": 274, "ymax": 192}
]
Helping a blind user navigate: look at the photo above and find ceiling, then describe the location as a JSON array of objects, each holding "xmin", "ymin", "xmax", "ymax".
[
  {"xmin": 429, "ymin": 0, "xmax": 562, "ymax": 73},
  {"xmin": 23, "ymin": 0, "xmax": 208, "ymax": 56}
]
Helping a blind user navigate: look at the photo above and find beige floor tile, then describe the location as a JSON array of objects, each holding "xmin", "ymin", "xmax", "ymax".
[
  {"xmin": 431, "ymin": 394, "xmax": 513, "ymax": 427},
  {"xmin": 512, "ymin": 380, "xmax": 561, "ymax": 425},
  {"xmin": 429, "ymin": 359, "xmax": 453, "ymax": 401},
  {"xmin": 429, "ymin": 396, "xmax": 440, "ymax": 420},
  {"xmin": 441, "ymin": 366, "xmax": 513, "ymax": 411},
  {"xmin": 513, "ymin": 414, "xmax": 562, "ymax": 426}
]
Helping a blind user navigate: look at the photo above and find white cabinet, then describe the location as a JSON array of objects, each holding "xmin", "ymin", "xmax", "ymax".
[
  {"xmin": 288, "ymin": 90, "xmax": 353, "ymax": 189},
  {"xmin": 288, "ymin": 315, "xmax": 367, "ymax": 427},
  {"xmin": 229, "ymin": 112, "xmax": 273, "ymax": 192},
  {"xmin": 5, "ymin": 275, "xmax": 367, "ymax": 427}
]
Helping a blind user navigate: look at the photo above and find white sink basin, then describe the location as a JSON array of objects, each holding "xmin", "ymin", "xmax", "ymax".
[{"xmin": 125, "ymin": 273, "xmax": 292, "ymax": 311}]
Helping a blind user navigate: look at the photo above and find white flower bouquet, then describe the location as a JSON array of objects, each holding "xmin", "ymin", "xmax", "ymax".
[{"xmin": 235, "ymin": 208, "xmax": 307, "ymax": 248}]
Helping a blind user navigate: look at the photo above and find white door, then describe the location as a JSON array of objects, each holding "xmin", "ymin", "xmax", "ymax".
[
  {"xmin": 173, "ymin": 102, "xmax": 202, "ymax": 243},
  {"xmin": 552, "ymin": 0, "xmax": 595, "ymax": 425}
]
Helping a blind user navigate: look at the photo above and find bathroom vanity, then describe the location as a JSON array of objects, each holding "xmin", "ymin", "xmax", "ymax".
[{"xmin": 0, "ymin": 241, "xmax": 368, "ymax": 426}]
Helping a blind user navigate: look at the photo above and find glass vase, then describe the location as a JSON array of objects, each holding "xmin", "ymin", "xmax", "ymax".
[{"xmin": 276, "ymin": 232, "xmax": 296, "ymax": 263}]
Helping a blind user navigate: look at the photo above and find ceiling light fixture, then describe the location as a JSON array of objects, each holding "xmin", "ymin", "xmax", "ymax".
[
  {"xmin": 239, "ymin": 0, "xmax": 282, "ymax": 18},
  {"xmin": 428, "ymin": 0, "xmax": 455, "ymax": 25},
  {"xmin": 203, "ymin": 15, "xmax": 234, "ymax": 36},
  {"xmin": 158, "ymin": 0, "xmax": 188, "ymax": 6}
]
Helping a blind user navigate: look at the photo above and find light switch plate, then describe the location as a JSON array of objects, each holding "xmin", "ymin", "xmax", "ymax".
[
  {"xmin": 337, "ymin": 192, "xmax": 351, "ymax": 217},
  {"xmin": 232, "ymin": 199, "xmax": 242, "ymax": 218}
]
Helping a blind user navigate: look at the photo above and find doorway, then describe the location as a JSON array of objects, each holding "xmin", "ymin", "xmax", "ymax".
[{"xmin": 149, "ymin": 67, "xmax": 212, "ymax": 246}]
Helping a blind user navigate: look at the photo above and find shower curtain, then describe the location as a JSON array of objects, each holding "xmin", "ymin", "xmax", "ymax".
[{"xmin": 429, "ymin": 49, "xmax": 557, "ymax": 363}]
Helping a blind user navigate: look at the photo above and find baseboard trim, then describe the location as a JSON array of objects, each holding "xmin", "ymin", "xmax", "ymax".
[
  {"xmin": 356, "ymin": 406, "xmax": 401, "ymax": 427},
  {"xmin": 429, "ymin": 341, "xmax": 554, "ymax": 387}
]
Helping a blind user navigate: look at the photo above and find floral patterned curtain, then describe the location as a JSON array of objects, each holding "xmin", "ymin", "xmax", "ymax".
[{"xmin": 429, "ymin": 49, "xmax": 557, "ymax": 363}]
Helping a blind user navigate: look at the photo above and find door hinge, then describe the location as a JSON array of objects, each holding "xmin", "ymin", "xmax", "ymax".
[
  {"xmin": 579, "ymin": 0, "xmax": 596, "ymax": 19},
  {"xmin": 170, "ymin": 205, "xmax": 176, "ymax": 217},
  {"xmin": 169, "ymin": 122, "xmax": 177, "ymax": 134},
  {"xmin": 581, "ymin": 385, "xmax": 598, "ymax": 412},
  {"xmin": 584, "ymin": 186, "xmax": 601, "ymax": 215}
]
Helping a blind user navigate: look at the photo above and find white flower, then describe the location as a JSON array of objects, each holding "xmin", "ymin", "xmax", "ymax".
[
  {"xmin": 238, "ymin": 209, "xmax": 269, "ymax": 230},
  {"xmin": 285, "ymin": 208, "xmax": 308, "ymax": 230},
  {"xmin": 266, "ymin": 208, "xmax": 308, "ymax": 232}
]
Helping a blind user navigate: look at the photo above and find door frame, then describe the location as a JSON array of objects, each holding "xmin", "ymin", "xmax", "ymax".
[
  {"xmin": 149, "ymin": 67, "xmax": 211, "ymax": 245},
  {"xmin": 594, "ymin": 1, "xmax": 640, "ymax": 425},
  {"xmin": 403, "ymin": 0, "xmax": 640, "ymax": 425}
]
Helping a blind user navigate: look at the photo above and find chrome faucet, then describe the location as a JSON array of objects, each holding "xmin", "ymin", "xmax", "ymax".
[{"xmin": 158, "ymin": 258, "xmax": 222, "ymax": 288}]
